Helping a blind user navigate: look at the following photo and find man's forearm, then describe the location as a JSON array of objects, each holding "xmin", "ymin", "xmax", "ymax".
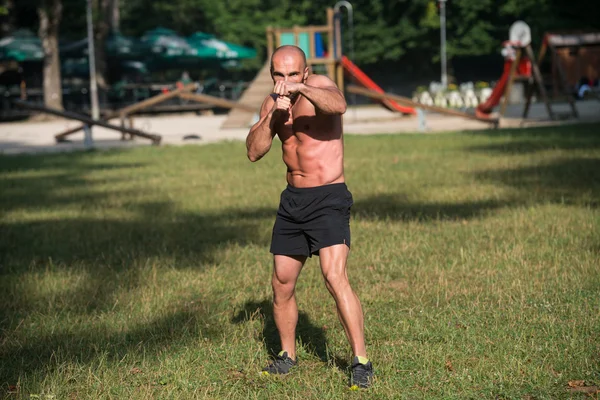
[
  {"xmin": 246, "ymin": 111, "xmax": 276, "ymax": 162},
  {"xmin": 299, "ymin": 85, "xmax": 347, "ymax": 114}
]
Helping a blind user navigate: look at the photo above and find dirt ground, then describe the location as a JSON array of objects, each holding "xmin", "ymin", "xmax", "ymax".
[{"xmin": 1, "ymin": 100, "xmax": 598, "ymax": 155}]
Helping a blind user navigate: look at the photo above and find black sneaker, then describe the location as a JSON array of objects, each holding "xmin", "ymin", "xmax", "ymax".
[
  {"xmin": 350, "ymin": 357, "xmax": 374, "ymax": 388},
  {"xmin": 262, "ymin": 351, "xmax": 297, "ymax": 375}
]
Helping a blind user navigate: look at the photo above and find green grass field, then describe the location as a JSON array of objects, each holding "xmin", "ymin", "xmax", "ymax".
[{"xmin": 1, "ymin": 123, "xmax": 599, "ymax": 399}]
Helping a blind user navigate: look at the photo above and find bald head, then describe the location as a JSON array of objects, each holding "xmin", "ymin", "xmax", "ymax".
[{"xmin": 270, "ymin": 45, "xmax": 307, "ymax": 72}]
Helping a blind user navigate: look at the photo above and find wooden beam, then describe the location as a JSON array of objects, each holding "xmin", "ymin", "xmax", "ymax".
[
  {"xmin": 118, "ymin": 83, "xmax": 197, "ymax": 116},
  {"xmin": 347, "ymin": 85, "xmax": 498, "ymax": 124},
  {"xmin": 271, "ymin": 26, "xmax": 330, "ymax": 34},
  {"xmin": 54, "ymin": 83, "xmax": 197, "ymax": 141},
  {"xmin": 306, "ymin": 57, "xmax": 342, "ymax": 65},
  {"xmin": 15, "ymin": 100, "xmax": 162, "ymax": 144},
  {"xmin": 178, "ymin": 92, "xmax": 257, "ymax": 112}
]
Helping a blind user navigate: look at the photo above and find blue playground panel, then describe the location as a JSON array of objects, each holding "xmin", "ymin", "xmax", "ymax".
[{"xmin": 279, "ymin": 32, "xmax": 326, "ymax": 57}]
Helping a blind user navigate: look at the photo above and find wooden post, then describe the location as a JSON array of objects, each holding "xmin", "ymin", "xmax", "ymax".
[
  {"xmin": 20, "ymin": 80, "xmax": 27, "ymax": 100},
  {"xmin": 524, "ymin": 44, "xmax": 554, "ymax": 120},
  {"xmin": 309, "ymin": 27, "xmax": 316, "ymax": 60},
  {"xmin": 500, "ymin": 49, "xmax": 521, "ymax": 117},
  {"xmin": 334, "ymin": 11, "xmax": 342, "ymax": 59},
  {"xmin": 333, "ymin": 9, "xmax": 344, "ymax": 91},
  {"xmin": 523, "ymin": 42, "xmax": 548, "ymax": 119},
  {"xmin": 120, "ymin": 113, "xmax": 127, "ymax": 141},
  {"xmin": 326, "ymin": 8, "xmax": 335, "ymax": 82},
  {"xmin": 266, "ymin": 26, "xmax": 274, "ymax": 58}
]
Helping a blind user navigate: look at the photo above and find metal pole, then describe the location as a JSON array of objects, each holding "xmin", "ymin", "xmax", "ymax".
[
  {"xmin": 334, "ymin": 1, "xmax": 356, "ymax": 120},
  {"xmin": 86, "ymin": 0, "xmax": 100, "ymax": 123},
  {"xmin": 439, "ymin": 0, "xmax": 448, "ymax": 88}
]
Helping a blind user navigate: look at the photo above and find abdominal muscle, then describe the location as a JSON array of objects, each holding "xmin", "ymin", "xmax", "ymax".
[{"xmin": 282, "ymin": 134, "xmax": 344, "ymax": 188}]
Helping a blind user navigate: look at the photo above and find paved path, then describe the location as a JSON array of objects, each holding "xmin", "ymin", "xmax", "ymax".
[{"xmin": 1, "ymin": 100, "xmax": 598, "ymax": 155}]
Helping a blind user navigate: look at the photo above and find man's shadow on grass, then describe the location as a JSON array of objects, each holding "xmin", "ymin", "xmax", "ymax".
[
  {"xmin": 0, "ymin": 306, "xmax": 221, "ymax": 388},
  {"xmin": 231, "ymin": 300, "xmax": 350, "ymax": 371}
]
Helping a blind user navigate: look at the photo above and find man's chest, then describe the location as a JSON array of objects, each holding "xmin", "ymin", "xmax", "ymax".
[{"xmin": 276, "ymin": 100, "xmax": 317, "ymax": 140}]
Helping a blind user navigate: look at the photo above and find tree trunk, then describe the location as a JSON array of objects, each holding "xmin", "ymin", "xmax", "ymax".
[
  {"xmin": 93, "ymin": 0, "xmax": 113, "ymax": 90},
  {"xmin": 38, "ymin": 0, "xmax": 63, "ymax": 111},
  {"xmin": 108, "ymin": 0, "xmax": 119, "ymax": 32}
]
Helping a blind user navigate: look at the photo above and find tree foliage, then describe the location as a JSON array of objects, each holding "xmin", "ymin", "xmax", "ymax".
[{"xmin": 8, "ymin": 0, "xmax": 600, "ymax": 74}]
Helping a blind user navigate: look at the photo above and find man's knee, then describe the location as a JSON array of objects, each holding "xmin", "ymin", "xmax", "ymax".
[
  {"xmin": 322, "ymin": 269, "xmax": 350, "ymax": 293},
  {"xmin": 272, "ymin": 274, "xmax": 296, "ymax": 301}
]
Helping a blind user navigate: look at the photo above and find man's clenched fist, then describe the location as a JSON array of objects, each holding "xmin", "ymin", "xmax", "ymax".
[
  {"xmin": 272, "ymin": 95, "xmax": 291, "ymax": 115},
  {"xmin": 274, "ymin": 81, "xmax": 304, "ymax": 97}
]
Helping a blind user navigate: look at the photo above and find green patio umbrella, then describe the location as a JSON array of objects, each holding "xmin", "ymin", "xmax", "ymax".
[
  {"xmin": 186, "ymin": 32, "xmax": 257, "ymax": 62},
  {"xmin": 60, "ymin": 31, "xmax": 141, "ymax": 60},
  {"xmin": 0, "ymin": 29, "xmax": 43, "ymax": 62},
  {"xmin": 106, "ymin": 31, "xmax": 143, "ymax": 59},
  {"xmin": 140, "ymin": 27, "xmax": 198, "ymax": 69},
  {"xmin": 61, "ymin": 57, "xmax": 149, "ymax": 79}
]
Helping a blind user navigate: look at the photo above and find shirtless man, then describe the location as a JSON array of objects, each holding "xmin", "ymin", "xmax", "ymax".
[{"xmin": 246, "ymin": 45, "xmax": 373, "ymax": 388}]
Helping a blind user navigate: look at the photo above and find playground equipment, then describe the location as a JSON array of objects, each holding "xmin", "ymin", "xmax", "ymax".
[
  {"xmin": 522, "ymin": 31, "xmax": 600, "ymax": 119},
  {"xmin": 53, "ymin": 83, "xmax": 197, "ymax": 142},
  {"xmin": 475, "ymin": 21, "xmax": 543, "ymax": 119},
  {"xmin": 222, "ymin": 7, "xmax": 419, "ymax": 129},
  {"xmin": 48, "ymin": 82, "xmax": 255, "ymax": 143},
  {"xmin": 347, "ymin": 85, "xmax": 499, "ymax": 125},
  {"xmin": 14, "ymin": 99, "xmax": 162, "ymax": 144},
  {"xmin": 266, "ymin": 9, "xmax": 415, "ymax": 114},
  {"xmin": 341, "ymin": 56, "xmax": 414, "ymax": 114},
  {"xmin": 477, "ymin": 22, "xmax": 599, "ymax": 121}
]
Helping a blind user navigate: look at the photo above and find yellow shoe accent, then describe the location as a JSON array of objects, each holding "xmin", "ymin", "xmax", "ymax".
[{"xmin": 356, "ymin": 356, "xmax": 369, "ymax": 365}]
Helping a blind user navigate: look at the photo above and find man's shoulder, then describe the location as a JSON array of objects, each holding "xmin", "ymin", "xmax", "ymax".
[{"xmin": 306, "ymin": 74, "xmax": 337, "ymax": 88}]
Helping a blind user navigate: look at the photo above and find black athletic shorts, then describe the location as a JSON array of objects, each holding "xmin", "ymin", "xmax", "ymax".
[{"xmin": 270, "ymin": 182, "xmax": 353, "ymax": 257}]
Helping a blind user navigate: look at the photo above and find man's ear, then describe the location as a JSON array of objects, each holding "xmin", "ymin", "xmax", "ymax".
[{"xmin": 303, "ymin": 67, "xmax": 309, "ymax": 82}]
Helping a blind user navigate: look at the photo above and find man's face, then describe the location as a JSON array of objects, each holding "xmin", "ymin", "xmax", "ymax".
[{"xmin": 271, "ymin": 53, "xmax": 308, "ymax": 84}]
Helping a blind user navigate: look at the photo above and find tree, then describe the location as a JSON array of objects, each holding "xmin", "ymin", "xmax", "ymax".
[
  {"xmin": 13, "ymin": 0, "xmax": 600, "ymax": 87},
  {"xmin": 37, "ymin": 0, "xmax": 63, "ymax": 111}
]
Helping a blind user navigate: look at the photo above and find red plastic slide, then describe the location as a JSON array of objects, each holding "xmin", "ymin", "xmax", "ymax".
[
  {"xmin": 341, "ymin": 56, "xmax": 415, "ymax": 115},
  {"xmin": 475, "ymin": 60, "xmax": 513, "ymax": 117}
]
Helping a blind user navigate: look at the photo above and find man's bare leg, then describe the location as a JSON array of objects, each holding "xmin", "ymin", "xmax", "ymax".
[
  {"xmin": 272, "ymin": 254, "xmax": 306, "ymax": 360},
  {"xmin": 318, "ymin": 244, "xmax": 366, "ymax": 358}
]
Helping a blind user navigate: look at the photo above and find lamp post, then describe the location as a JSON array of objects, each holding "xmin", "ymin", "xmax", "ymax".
[
  {"xmin": 86, "ymin": 0, "xmax": 99, "ymax": 147},
  {"xmin": 439, "ymin": 0, "xmax": 448, "ymax": 88}
]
